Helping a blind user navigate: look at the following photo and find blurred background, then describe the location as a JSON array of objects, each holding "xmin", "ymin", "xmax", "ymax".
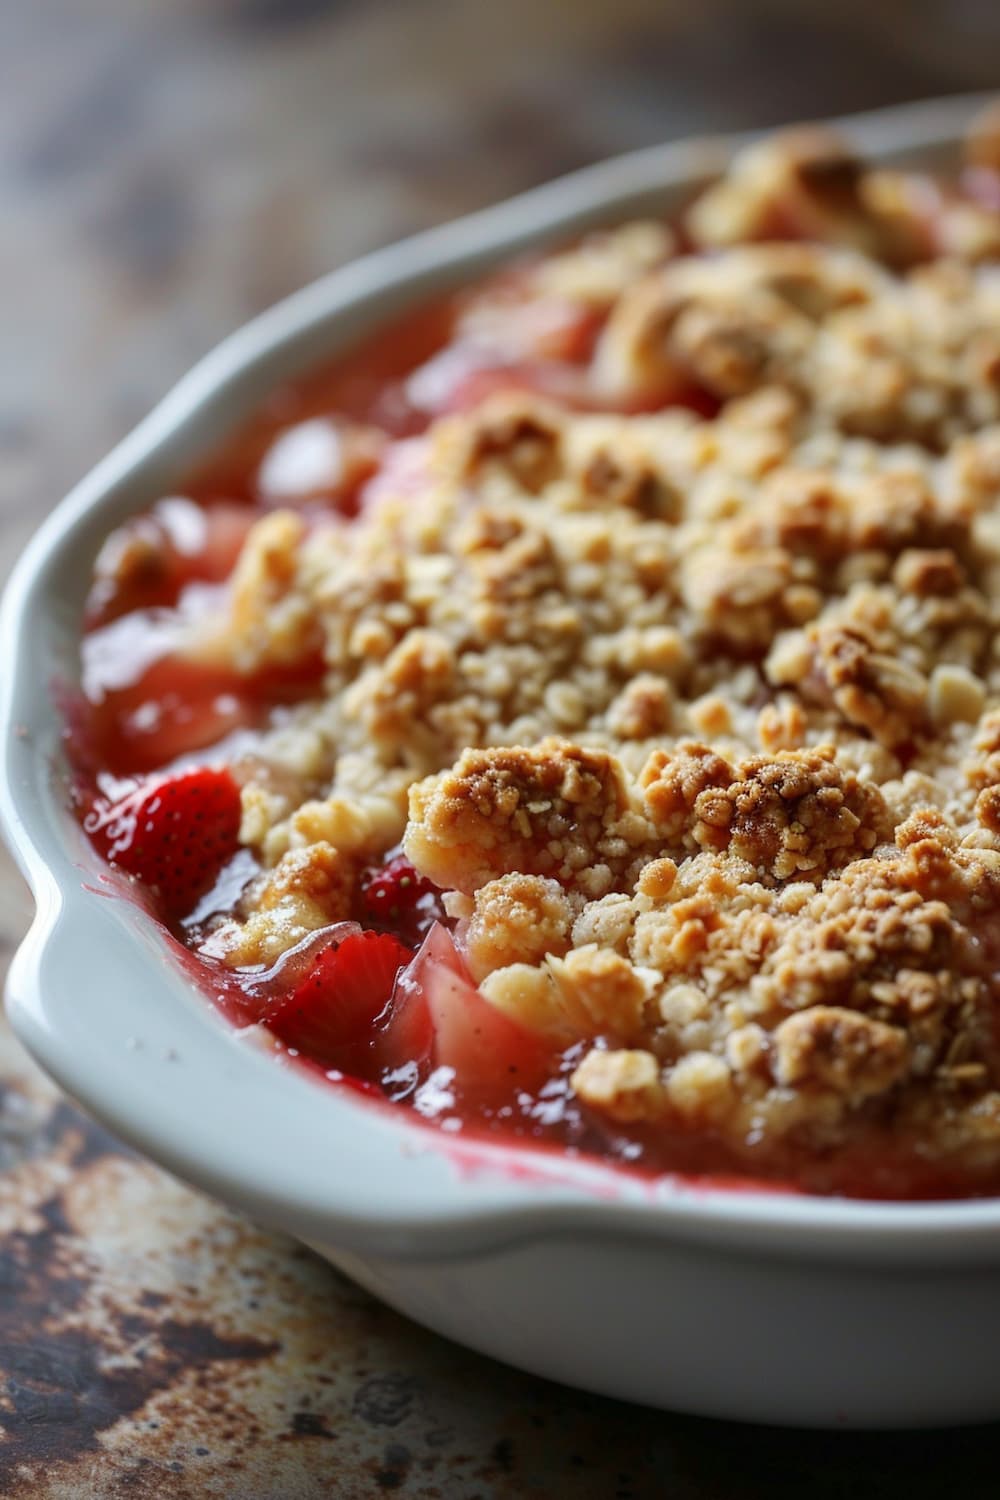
[
  {"xmin": 5, "ymin": 0, "xmax": 999, "ymax": 578},
  {"xmin": 1, "ymin": 2, "xmax": 1000, "ymax": 1493}
]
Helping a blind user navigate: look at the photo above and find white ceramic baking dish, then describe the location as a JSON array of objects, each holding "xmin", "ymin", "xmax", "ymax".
[{"xmin": 4, "ymin": 94, "xmax": 1000, "ymax": 1429}]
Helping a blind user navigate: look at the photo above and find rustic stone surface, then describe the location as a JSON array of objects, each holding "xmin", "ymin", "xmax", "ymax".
[{"xmin": 2, "ymin": 0, "xmax": 1000, "ymax": 1491}]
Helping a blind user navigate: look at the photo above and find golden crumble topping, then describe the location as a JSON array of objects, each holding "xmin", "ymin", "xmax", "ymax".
[
  {"xmin": 146, "ymin": 113, "xmax": 1000, "ymax": 1188},
  {"xmin": 403, "ymin": 740, "xmax": 647, "ymax": 898}
]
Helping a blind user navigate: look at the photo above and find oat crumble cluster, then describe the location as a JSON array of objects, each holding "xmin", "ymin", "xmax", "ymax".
[{"xmin": 173, "ymin": 120, "xmax": 1000, "ymax": 1179}]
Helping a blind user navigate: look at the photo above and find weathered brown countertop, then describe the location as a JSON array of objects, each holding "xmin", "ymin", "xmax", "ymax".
[{"xmin": 3, "ymin": 1, "xmax": 1000, "ymax": 1493}]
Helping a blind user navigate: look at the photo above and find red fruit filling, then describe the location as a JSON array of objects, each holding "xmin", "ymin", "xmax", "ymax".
[
  {"xmin": 85, "ymin": 766, "xmax": 243, "ymax": 920},
  {"xmin": 64, "ymin": 161, "xmax": 1000, "ymax": 1204},
  {"xmin": 268, "ymin": 929, "xmax": 424, "ymax": 1082},
  {"xmin": 404, "ymin": 925, "xmax": 556, "ymax": 1111},
  {"xmin": 85, "ymin": 498, "xmax": 259, "ymax": 629},
  {"xmin": 263, "ymin": 923, "xmax": 557, "ymax": 1116},
  {"xmin": 358, "ymin": 853, "xmax": 445, "ymax": 946},
  {"xmin": 64, "ymin": 256, "xmax": 733, "ymax": 1185}
]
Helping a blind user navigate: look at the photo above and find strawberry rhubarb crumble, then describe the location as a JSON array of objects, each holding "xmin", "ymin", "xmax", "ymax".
[{"xmin": 70, "ymin": 113, "xmax": 1000, "ymax": 1197}]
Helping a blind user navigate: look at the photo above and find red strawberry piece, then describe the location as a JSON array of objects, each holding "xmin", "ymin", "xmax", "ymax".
[
  {"xmin": 85, "ymin": 766, "xmax": 242, "ymax": 919},
  {"xmin": 440, "ymin": 361, "xmax": 582, "ymax": 416},
  {"xmin": 268, "ymin": 930, "xmax": 415, "ymax": 1072},
  {"xmin": 408, "ymin": 924, "xmax": 555, "ymax": 1109},
  {"xmin": 359, "ymin": 854, "xmax": 444, "ymax": 944},
  {"xmin": 85, "ymin": 498, "xmax": 257, "ymax": 629}
]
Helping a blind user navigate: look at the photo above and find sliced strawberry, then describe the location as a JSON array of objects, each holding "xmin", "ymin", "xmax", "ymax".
[
  {"xmin": 378, "ymin": 968, "xmax": 435, "ymax": 1082},
  {"xmin": 408, "ymin": 924, "xmax": 555, "ymax": 1109},
  {"xmin": 440, "ymin": 360, "xmax": 588, "ymax": 415},
  {"xmin": 85, "ymin": 498, "xmax": 257, "ymax": 629},
  {"xmin": 963, "ymin": 165, "xmax": 1000, "ymax": 214},
  {"xmin": 268, "ymin": 930, "xmax": 417, "ymax": 1075},
  {"xmin": 85, "ymin": 652, "xmax": 260, "ymax": 775},
  {"xmin": 85, "ymin": 766, "xmax": 242, "ymax": 919},
  {"xmin": 359, "ymin": 853, "xmax": 445, "ymax": 945},
  {"xmin": 81, "ymin": 627, "xmax": 327, "ymax": 776}
]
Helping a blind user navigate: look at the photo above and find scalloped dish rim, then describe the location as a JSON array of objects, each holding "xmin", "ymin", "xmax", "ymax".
[{"xmin": 5, "ymin": 91, "xmax": 1000, "ymax": 1264}]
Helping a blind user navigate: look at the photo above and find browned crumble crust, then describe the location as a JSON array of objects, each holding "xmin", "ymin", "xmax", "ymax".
[
  {"xmin": 405, "ymin": 740, "xmax": 649, "ymax": 898},
  {"xmin": 189, "ymin": 116, "xmax": 1000, "ymax": 1182}
]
